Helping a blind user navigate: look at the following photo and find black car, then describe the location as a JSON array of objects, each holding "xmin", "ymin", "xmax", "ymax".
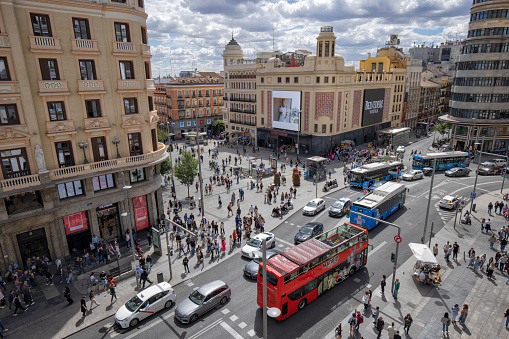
[
  {"xmin": 294, "ymin": 222, "xmax": 324, "ymax": 244},
  {"xmin": 243, "ymin": 249, "xmax": 281, "ymax": 279},
  {"xmin": 445, "ymin": 167, "xmax": 471, "ymax": 177},
  {"xmin": 478, "ymin": 166, "xmax": 500, "ymax": 175}
]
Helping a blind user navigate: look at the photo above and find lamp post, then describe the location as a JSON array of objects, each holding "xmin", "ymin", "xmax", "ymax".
[
  {"xmin": 469, "ymin": 137, "xmax": 484, "ymax": 215},
  {"xmin": 121, "ymin": 172, "xmax": 139, "ymax": 290},
  {"xmin": 194, "ymin": 101, "xmax": 206, "ymax": 220},
  {"xmin": 262, "ymin": 238, "xmax": 281, "ymax": 339},
  {"xmin": 296, "ymin": 109, "xmax": 302, "ymax": 163},
  {"xmin": 422, "ymin": 158, "xmax": 436, "ymax": 244},
  {"xmin": 78, "ymin": 141, "xmax": 89, "ymax": 164},
  {"xmin": 112, "ymin": 137, "xmax": 121, "ymax": 158}
]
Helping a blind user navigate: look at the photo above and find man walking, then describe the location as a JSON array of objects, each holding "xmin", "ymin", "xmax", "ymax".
[
  {"xmin": 109, "ymin": 283, "xmax": 117, "ymax": 303},
  {"xmin": 64, "ymin": 286, "xmax": 73, "ymax": 305},
  {"xmin": 183, "ymin": 256, "xmax": 190, "ymax": 273},
  {"xmin": 376, "ymin": 316, "xmax": 384, "ymax": 338},
  {"xmin": 140, "ymin": 268, "xmax": 153, "ymax": 289},
  {"xmin": 403, "ymin": 313, "xmax": 413, "ymax": 334},
  {"xmin": 80, "ymin": 296, "xmax": 87, "ymax": 317},
  {"xmin": 89, "ymin": 290, "xmax": 100, "ymax": 310},
  {"xmin": 453, "ymin": 242, "xmax": 459, "ymax": 260},
  {"xmin": 393, "ymin": 279, "xmax": 400, "ymax": 299},
  {"xmin": 12, "ymin": 295, "xmax": 27, "ymax": 316}
]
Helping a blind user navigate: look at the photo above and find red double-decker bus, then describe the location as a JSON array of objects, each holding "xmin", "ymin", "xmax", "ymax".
[{"xmin": 256, "ymin": 223, "xmax": 368, "ymax": 320}]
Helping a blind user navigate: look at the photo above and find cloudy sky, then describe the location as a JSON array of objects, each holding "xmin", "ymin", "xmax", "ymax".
[{"xmin": 145, "ymin": 0, "xmax": 472, "ymax": 78}]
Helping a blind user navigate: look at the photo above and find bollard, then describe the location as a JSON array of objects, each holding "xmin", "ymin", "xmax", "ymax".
[
  {"xmin": 464, "ymin": 251, "xmax": 465, "ymax": 262},
  {"xmin": 472, "ymin": 203, "xmax": 476, "ymax": 212},
  {"xmin": 157, "ymin": 272, "xmax": 164, "ymax": 283}
]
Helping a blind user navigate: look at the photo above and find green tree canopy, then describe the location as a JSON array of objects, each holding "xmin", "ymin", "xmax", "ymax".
[
  {"xmin": 157, "ymin": 128, "xmax": 168, "ymax": 142},
  {"xmin": 211, "ymin": 119, "xmax": 225, "ymax": 134},
  {"xmin": 160, "ymin": 158, "xmax": 171, "ymax": 176},
  {"xmin": 174, "ymin": 150, "xmax": 198, "ymax": 198},
  {"xmin": 433, "ymin": 122, "xmax": 451, "ymax": 136}
]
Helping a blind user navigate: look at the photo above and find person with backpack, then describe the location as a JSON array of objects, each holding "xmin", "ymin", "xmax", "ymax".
[
  {"xmin": 403, "ymin": 313, "xmax": 413, "ymax": 334},
  {"xmin": 355, "ymin": 310, "xmax": 363, "ymax": 331},
  {"xmin": 347, "ymin": 313, "xmax": 357, "ymax": 335},
  {"xmin": 441, "ymin": 312, "xmax": 451, "ymax": 334}
]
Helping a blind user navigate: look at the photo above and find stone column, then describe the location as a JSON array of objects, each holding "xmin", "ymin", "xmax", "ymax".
[
  {"xmin": 88, "ymin": 208, "xmax": 101, "ymax": 240},
  {"xmin": 146, "ymin": 191, "xmax": 157, "ymax": 226}
]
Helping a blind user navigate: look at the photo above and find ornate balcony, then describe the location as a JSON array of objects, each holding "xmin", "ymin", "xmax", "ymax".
[
  {"xmin": 46, "ymin": 120, "xmax": 76, "ymax": 135},
  {"xmin": 145, "ymin": 79, "xmax": 155, "ymax": 90},
  {"xmin": 0, "ymin": 81, "xmax": 20, "ymax": 95},
  {"xmin": 78, "ymin": 80, "xmax": 105, "ymax": 93},
  {"xmin": 71, "ymin": 39, "xmax": 99, "ymax": 54},
  {"xmin": 112, "ymin": 41, "xmax": 138, "ymax": 55},
  {"xmin": 117, "ymin": 79, "xmax": 141, "ymax": 91},
  {"xmin": 38, "ymin": 80, "xmax": 69, "ymax": 94},
  {"xmin": 29, "ymin": 36, "xmax": 62, "ymax": 53},
  {"xmin": 84, "ymin": 117, "xmax": 110, "ymax": 131},
  {"xmin": 141, "ymin": 44, "xmax": 151, "ymax": 56},
  {"xmin": 0, "ymin": 174, "xmax": 40, "ymax": 192}
]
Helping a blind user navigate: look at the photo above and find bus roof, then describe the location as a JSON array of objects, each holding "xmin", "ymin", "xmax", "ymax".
[
  {"xmin": 267, "ymin": 223, "xmax": 365, "ymax": 276},
  {"xmin": 416, "ymin": 151, "xmax": 468, "ymax": 160},
  {"xmin": 350, "ymin": 161, "xmax": 402, "ymax": 173},
  {"xmin": 353, "ymin": 182, "xmax": 405, "ymax": 209}
]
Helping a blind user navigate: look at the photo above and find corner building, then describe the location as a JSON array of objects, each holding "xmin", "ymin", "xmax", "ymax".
[
  {"xmin": 441, "ymin": 0, "xmax": 509, "ymax": 151},
  {"xmin": 0, "ymin": 0, "xmax": 166, "ymax": 270}
]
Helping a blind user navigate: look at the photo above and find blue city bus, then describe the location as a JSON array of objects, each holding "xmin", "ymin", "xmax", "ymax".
[
  {"xmin": 350, "ymin": 182, "xmax": 406, "ymax": 230},
  {"xmin": 412, "ymin": 151, "xmax": 470, "ymax": 171},
  {"xmin": 349, "ymin": 161, "xmax": 403, "ymax": 189}
]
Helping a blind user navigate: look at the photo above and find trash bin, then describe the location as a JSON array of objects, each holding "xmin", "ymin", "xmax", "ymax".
[
  {"xmin": 472, "ymin": 203, "xmax": 476, "ymax": 212},
  {"xmin": 157, "ymin": 272, "xmax": 163, "ymax": 283}
]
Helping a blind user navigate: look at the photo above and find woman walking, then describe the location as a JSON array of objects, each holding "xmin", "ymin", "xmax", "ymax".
[
  {"xmin": 441, "ymin": 312, "xmax": 450, "ymax": 334},
  {"xmin": 451, "ymin": 304, "xmax": 460, "ymax": 324},
  {"xmin": 459, "ymin": 304, "xmax": 469, "ymax": 325}
]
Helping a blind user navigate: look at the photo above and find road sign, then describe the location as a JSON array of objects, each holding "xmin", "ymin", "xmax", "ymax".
[
  {"xmin": 470, "ymin": 192, "xmax": 477, "ymax": 200},
  {"xmin": 460, "ymin": 200, "xmax": 465, "ymax": 206},
  {"xmin": 363, "ymin": 189, "xmax": 368, "ymax": 193},
  {"xmin": 394, "ymin": 235, "xmax": 402, "ymax": 243},
  {"xmin": 397, "ymin": 179, "xmax": 401, "ymax": 183}
]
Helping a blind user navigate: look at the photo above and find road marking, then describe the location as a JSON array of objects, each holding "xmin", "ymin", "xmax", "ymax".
[
  {"xmin": 187, "ymin": 282, "xmax": 194, "ymax": 287},
  {"xmin": 122, "ymin": 311, "xmax": 175, "ymax": 339},
  {"xmin": 369, "ymin": 241, "xmax": 387, "ymax": 255},
  {"xmin": 220, "ymin": 321, "xmax": 244, "ymax": 339},
  {"xmin": 238, "ymin": 322, "xmax": 247, "ymax": 329},
  {"xmin": 187, "ymin": 319, "xmax": 224, "ymax": 339},
  {"xmin": 323, "ymin": 196, "xmax": 337, "ymax": 200},
  {"xmin": 247, "ymin": 329, "xmax": 256, "ymax": 337},
  {"xmin": 221, "ymin": 308, "xmax": 230, "ymax": 315},
  {"xmin": 277, "ymin": 244, "xmax": 284, "ymax": 247},
  {"xmin": 290, "ymin": 223, "xmax": 294, "ymax": 226},
  {"xmin": 277, "ymin": 238, "xmax": 294, "ymax": 247},
  {"xmin": 230, "ymin": 314, "xmax": 238, "ymax": 322}
]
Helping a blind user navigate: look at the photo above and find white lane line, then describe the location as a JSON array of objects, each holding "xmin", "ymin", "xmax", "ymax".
[
  {"xmin": 277, "ymin": 238, "xmax": 294, "ymax": 247},
  {"xmin": 220, "ymin": 321, "xmax": 244, "ymax": 339},
  {"xmin": 187, "ymin": 319, "xmax": 224, "ymax": 339},
  {"xmin": 238, "ymin": 322, "xmax": 247, "ymax": 329},
  {"xmin": 323, "ymin": 196, "xmax": 338, "ymax": 200},
  {"xmin": 230, "ymin": 314, "xmax": 238, "ymax": 322},
  {"xmin": 247, "ymin": 329, "xmax": 256, "ymax": 337},
  {"xmin": 221, "ymin": 308, "xmax": 230, "ymax": 315},
  {"xmin": 122, "ymin": 311, "xmax": 175, "ymax": 339},
  {"xmin": 369, "ymin": 241, "xmax": 387, "ymax": 255}
]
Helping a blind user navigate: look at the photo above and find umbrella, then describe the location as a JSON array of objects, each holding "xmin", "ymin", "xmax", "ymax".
[{"xmin": 408, "ymin": 243, "xmax": 438, "ymax": 265}]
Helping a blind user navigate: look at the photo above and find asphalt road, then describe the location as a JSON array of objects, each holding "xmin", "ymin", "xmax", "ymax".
[{"xmin": 67, "ymin": 137, "xmax": 506, "ymax": 339}]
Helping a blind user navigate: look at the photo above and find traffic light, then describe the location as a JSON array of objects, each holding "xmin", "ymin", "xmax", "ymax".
[
  {"xmin": 391, "ymin": 253, "xmax": 395, "ymax": 262},
  {"xmin": 346, "ymin": 209, "xmax": 350, "ymax": 218}
]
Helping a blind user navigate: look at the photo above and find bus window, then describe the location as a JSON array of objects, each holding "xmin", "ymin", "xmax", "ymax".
[
  {"xmin": 260, "ymin": 269, "xmax": 278, "ymax": 286},
  {"xmin": 358, "ymin": 233, "xmax": 368, "ymax": 243},
  {"xmin": 287, "ymin": 279, "xmax": 317, "ymax": 301}
]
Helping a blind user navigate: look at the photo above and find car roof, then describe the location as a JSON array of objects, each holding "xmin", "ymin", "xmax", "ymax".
[
  {"xmin": 310, "ymin": 198, "xmax": 323, "ymax": 203},
  {"xmin": 251, "ymin": 249, "xmax": 281, "ymax": 259},
  {"xmin": 137, "ymin": 282, "xmax": 172, "ymax": 300},
  {"xmin": 442, "ymin": 195, "xmax": 456, "ymax": 200},
  {"xmin": 303, "ymin": 223, "xmax": 322, "ymax": 229},
  {"xmin": 338, "ymin": 198, "xmax": 351, "ymax": 203},
  {"xmin": 254, "ymin": 232, "xmax": 274, "ymax": 240},
  {"xmin": 197, "ymin": 280, "xmax": 228, "ymax": 295}
]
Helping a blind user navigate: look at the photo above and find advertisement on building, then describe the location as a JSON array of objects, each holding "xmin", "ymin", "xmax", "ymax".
[
  {"xmin": 63, "ymin": 211, "xmax": 88, "ymax": 235},
  {"xmin": 133, "ymin": 195, "xmax": 149, "ymax": 230},
  {"xmin": 272, "ymin": 90, "xmax": 301, "ymax": 131},
  {"xmin": 361, "ymin": 89, "xmax": 385, "ymax": 126}
]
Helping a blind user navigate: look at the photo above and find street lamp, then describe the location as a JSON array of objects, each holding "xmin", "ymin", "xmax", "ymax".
[
  {"xmin": 112, "ymin": 136, "xmax": 121, "ymax": 158},
  {"xmin": 194, "ymin": 101, "xmax": 206, "ymax": 220},
  {"xmin": 262, "ymin": 238, "xmax": 281, "ymax": 339},
  {"xmin": 121, "ymin": 172, "xmax": 139, "ymax": 290},
  {"xmin": 469, "ymin": 137, "xmax": 484, "ymax": 215},
  {"xmin": 422, "ymin": 159, "xmax": 436, "ymax": 244},
  {"xmin": 296, "ymin": 109, "xmax": 302, "ymax": 163},
  {"xmin": 78, "ymin": 141, "xmax": 89, "ymax": 164}
]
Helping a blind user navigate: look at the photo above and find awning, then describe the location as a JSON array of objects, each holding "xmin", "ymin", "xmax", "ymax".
[{"xmin": 408, "ymin": 243, "xmax": 438, "ymax": 265}]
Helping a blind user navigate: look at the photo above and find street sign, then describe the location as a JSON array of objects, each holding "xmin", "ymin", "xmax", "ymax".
[
  {"xmin": 460, "ymin": 201, "xmax": 465, "ymax": 206},
  {"xmin": 470, "ymin": 192, "xmax": 477, "ymax": 200},
  {"xmin": 363, "ymin": 189, "xmax": 368, "ymax": 193},
  {"xmin": 394, "ymin": 235, "xmax": 402, "ymax": 243}
]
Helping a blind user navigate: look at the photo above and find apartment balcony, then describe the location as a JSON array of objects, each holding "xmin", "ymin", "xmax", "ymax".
[
  {"xmin": 117, "ymin": 79, "xmax": 141, "ymax": 91},
  {"xmin": 0, "ymin": 81, "xmax": 19, "ymax": 95},
  {"xmin": 141, "ymin": 44, "xmax": 151, "ymax": 56},
  {"xmin": 38, "ymin": 80, "xmax": 69, "ymax": 94},
  {"xmin": 0, "ymin": 34, "xmax": 9, "ymax": 48},
  {"xmin": 112, "ymin": 41, "xmax": 138, "ymax": 55},
  {"xmin": 230, "ymin": 120, "xmax": 256, "ymax": 126},
  {"xmin": 78, "ymin": 80, "xmax": 105, "ymax": 93},
  {"xmin": 230, "ymin": 108, "xmax": 256, "ymax": 114},
  {"xmin": 230, "ymin": 97, "xmax": 256, "ymax": 103},
  {"xmin": 46, "ymin": 120, "xmax": 76, "ymax": 134},
  {"xmin": 29, "ymin": 36, "xmax": 62, "ymax": 53},
  {"xmin": 84, "ymin": 117, "xmax": 110, "ymax": 131},
  {"xmin": 223, "ymin": 96, "xmax": 228, "ymax": 101},
  {"xmin": 0, "ymin": 143, "xmax": 167, "ymax": 193},
  {"xmin": 71, "ymin": 39, "xmax": 99, "ymax": 54}
]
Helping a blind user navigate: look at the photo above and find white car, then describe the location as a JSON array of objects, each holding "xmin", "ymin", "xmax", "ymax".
[
  {"xmin": 439, "ymin": 195, "xmax": 459, "ymax": 210},
  {"xmin": 482, "ymin": 159, "xmax": 506, "ymax": 167},
  {"xmin": 302, "ymin": 198, "xmax": 326, "ymax": 215},
  {"xmin": 114, "ymin": 282, "xmax": 176, "ymax": 328},
  {"xmin": 241, "ymin": 232, "xmax": 276, "ymax": 258},
  {"xmin": 402, "ymin": 170, "xmax": 424, "ymax": 181},
  {"xmin": 396, "ymin": 146, "xmax": 405, "ymax": 153}
]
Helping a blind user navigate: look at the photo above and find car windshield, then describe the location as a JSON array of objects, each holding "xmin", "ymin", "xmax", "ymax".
[
  {"xmin": 332, "ymin": 202, "xmax": 344, "ymax": 209},
  {"xmin": 189, "ymin": 290, "xmax": 205, "ymax": 305},
  {"xmin": 405, "ymin": 171, "xmax": 414, "ymax": 175},
  {"xmin": 299, "ymin": 227, "xmax": 313, "ymax": 235},
  {"xmin": 247, "ymin": 239, "xmax": 262, "ymax": 247},
  {"xmin": 443, "ymin": 199, "xmax": 452, "ymax": 203},
  {"xmin": 306, "ymin": 201, "xmax": 317, "ymax": 207},
  {"xmin": 450, "ymin": 168, "xmax": 459, "ymax": 172},
  {"xmin": 125, "ymin": 295, "xmax": 144, "ymax": 312}
]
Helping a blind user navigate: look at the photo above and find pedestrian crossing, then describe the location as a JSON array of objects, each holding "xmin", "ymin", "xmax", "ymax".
[{"xmin": 434, "ymin": 194, "xmax": 470, "ymax": 224}]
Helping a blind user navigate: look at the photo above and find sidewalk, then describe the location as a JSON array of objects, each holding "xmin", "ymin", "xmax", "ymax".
[{"xmin": 325, "ymin": 189, "xmax": 509, "ymax": 339}]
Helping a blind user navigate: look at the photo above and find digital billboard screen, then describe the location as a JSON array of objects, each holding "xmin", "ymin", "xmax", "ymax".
[
  {"xmin": 272, "ymin": 90, "xmax": 301, "ymax": 132},
  {"xmin": 361, "ymin": 89, "xmax": 385, "ymax": 127}
]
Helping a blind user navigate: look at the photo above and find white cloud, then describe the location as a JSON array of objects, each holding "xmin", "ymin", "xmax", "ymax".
[{"xmin": 145, "ymin": 0, "xmax": 472, "ymax": 76}]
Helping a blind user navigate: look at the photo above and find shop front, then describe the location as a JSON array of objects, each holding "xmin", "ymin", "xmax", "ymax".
[
  {"xmin": 133, "ymin": 195, "xmax": 150, "ymax": 230},
  {"xmin": 96, "ymin": 203, "xmax": 120, "ymax": 240},
  {"xmin": 63, "ymin": 211, "xmax": 92, "ymax": 253},
  {"xmin": 16, "ymin": 227, "xmax": 50, "ymax": 268}
]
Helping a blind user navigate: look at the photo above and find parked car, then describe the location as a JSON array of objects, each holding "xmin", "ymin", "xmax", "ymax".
[
  {"xmin": 402, "ymin": 170, "xmax": 424, "ymax": 181},
  {"xmin": 477, "ymin": 166, "xmax": 500, "ymax": 175},
  {"xmin": 294, "ymin": 222, "xmax": 324, "ymax": 244},
  {"xmin": 396, "ymin": 146, "xmax": 405, "ymax": 153},
  {"xmin": 439, "ymin": 195, "xmax": 459, "ymax": 210},
  {"xmin": 241, "ymin": 232, "xmax": 276, "ymax": 258},
  {"xmin": 445, "ymin": 167, "xmax": 471, "ymax": 177},
  {"xmin": 115, "ymin": 282, "xmax": 176, "ymax": 328},
  {"xmin": 329, "ymin": 198, "xmax": 352, "ymax": 217},
  {"xmin": 243, "ymin": 249, "xmax": 281, "ymax": 279},
  {"xmin": 302, "ymin": 198, "xmax": 325, "ymax": 216},
  {"xmin": 174, "ymin": 280, "xmax": 231, "ymax": 323},
  {"xmin": 481, "ymin": 159, "xmax": 506, "ymax": 167}
]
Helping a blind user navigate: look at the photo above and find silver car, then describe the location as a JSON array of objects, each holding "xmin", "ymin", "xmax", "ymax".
[
  {"xmin": 243, "ymin": 250, "xmax": 281, "ymax": 279},
  {"xmin": 174, "ymin": 280, "xmax": 231, "ymax": 323}
]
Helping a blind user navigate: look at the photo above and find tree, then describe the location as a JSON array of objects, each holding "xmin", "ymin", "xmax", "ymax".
[
  {"xmin": 433, "ymin": 123, "xmax": 451, "ymax": 138},
  {"xmin": 160, "ymin": 158, "xmax": 171, "ymax": 176},
  {"xmin": 211, "ymin": 120, "xmax": 225, "ymax": 135},
  {"xmin": 174, "ymin": 150, "xmax": 198, "ymax": 198},
  {"xmin": 157, "ymin": 128, "xmax": 168, "ymax": 142}
]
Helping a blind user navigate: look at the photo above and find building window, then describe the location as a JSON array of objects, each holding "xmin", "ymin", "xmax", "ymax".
[
  {"xmin": 0, "ymin": 57, "xmax": 11, "ymax": 81},
  {"xmin": 318, "ymin": 41, "xmax": 323, "ymax": 57},
  {"xmin": 378, "ymin": 63, "xmax": 383, "ymax": 73},
  {"xmin": 286, "ymin": 77, "xmax": 290, "ymax": 83},
  {"xmin": 124, "ymin": 98, "xmax": 138, "ymax": 114},
  {"xmin": 55, "ymin": 141, "xmax": 74, "ymax": 168},
  {"xmin": 57, "ymin": 180, "xmax": 84, "ymax": 199},
  {"xmin": 316, "ymin": 77, "xmax": 320, "ymax": 84},
  {"xmin": 47, "ymin": 102, "xmax": 66, "ymax": 121},
  {"xmin": 130, "ymin": 168, "xmax": 145, "ymax": 183},
  {"xmin": 91, "ymin": 137, "xmax": 108, "ymax": 162},
  {"xmin": 85, "ymin": 100, "xmax": 101, "ymax": 118},
  {"xmin": 148, "ymin": 96, "xmax": 153, "ymax": 111},
  {"xmin": 128, "ymin": 133, "xmax": 142, "ymax": 156},
  {"xmin": 277, "ymin": 77, "xmax": 282, "ymax": 83},
  {"xmin": 324, "ymin": 76, "xmax": 329, "ymax": 83},
  {"xmin": 30, "ymin": 13, "xmax": 52, "ymax": 37},
  {"xmin": 138, "ymin": 0, "xmax": 144, "ymax": 8},
  {"xmin": 79, "ymin": 60, "xmax": 96, "ymax": 80},
  {"xmin": 140, "ymin": 26, "xmax": 147, "ymax": 44},
  {"xmin": 332, "ymin": 77, "xmax": 335, "ymax": 83},
  {"xmin": 294, "ymin": 77, "xmax": 299, "ymax": 83},
  {"xmin": 261, "ymin": 118, "xmax": 264, "ymax": 125},
  {"xmin": 119, "ymin": 61, "xmax": 134, "ymax": 79},
  {"xmin": 114, "ymin": 22, "xmax": 130, "ymax": 42},
  {"xmin": 0, "ymin": 148, "xmax": 29, "ymax": 178},
  {"xmin": 0, "ymin": 104, "xmax": 20, "ymax": 125},
  {"xmin": 330, "ymin": 124, "xmax": 333, "ymax": 132},
  {"xmin": 92, "ymin": 174, "xmax": 115, "ymax": 191},
  {"xmin": 73, "ymin": 18, "xmax": 90, "ymax": 39},
  {"xmin": 322, "ymin": 124, "xmax": 326, "ymax": 133},
  {"xmin": 314, "ymin": 124, "xmax": 318, "ymax": 132},
  {"xmin": 39, "ymin": 59, "xmax": 60, "ymax": 80},
  {"xmin": 144, "ymin": 62, "xmax": 150, "ymax": 79},
  {"xmin": 325, "ymin": 41, "xmax": 330, "ymax": 57},
  {"xmin": 261, "ymin": 77, "xmax": 264, "ymax": 83}
]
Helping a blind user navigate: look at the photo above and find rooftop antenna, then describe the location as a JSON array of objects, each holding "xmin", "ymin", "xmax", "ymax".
[{"xmin": 272, "ymin": 27, "xmax": 275, "ymax": 52}]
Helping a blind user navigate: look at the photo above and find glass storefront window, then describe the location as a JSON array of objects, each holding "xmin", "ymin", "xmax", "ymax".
[{"xmin": 455, "ymin": 126, "xmax": 468, "ymax": 135}]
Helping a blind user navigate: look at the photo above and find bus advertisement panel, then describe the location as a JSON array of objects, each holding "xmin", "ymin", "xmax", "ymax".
[
  {"xmin": 272, "ymin": 91, "xmax": 301, "ymax": 131},
  {"xmin": 349, "ymin": 161, "xmax": 403, "ymax": 188},
  {"xmin": 256, "ymin": 223, "xmax": 368, "ymax": 320},
  {"xmin": 412, "ymin": 151, "xmax": 470, "ymax": 170}
]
